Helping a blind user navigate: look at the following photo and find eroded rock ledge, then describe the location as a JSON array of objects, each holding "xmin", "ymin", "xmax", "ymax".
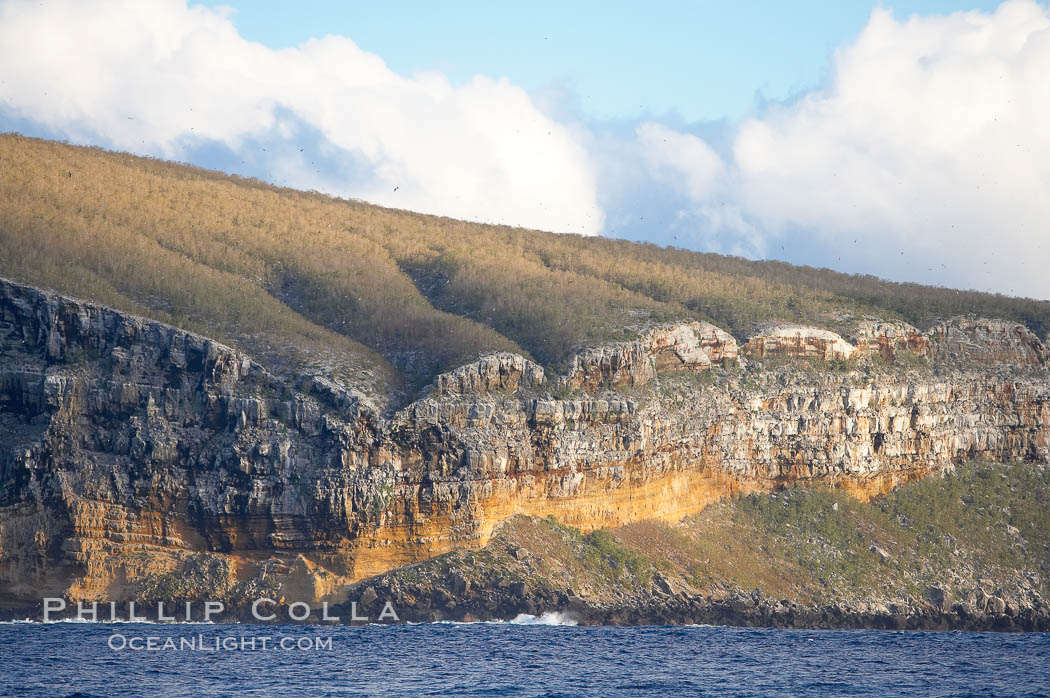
[
  {"xmin": 0, "ymin": 276, "xmax": 1048, "ymax": 604},
  {"xmin": 561, "ymin": 321, "xmax": 738, "ymax": 391},
  {"xmin": 744, "ymin": 324, "xmax": 858, "ymax": 361}
]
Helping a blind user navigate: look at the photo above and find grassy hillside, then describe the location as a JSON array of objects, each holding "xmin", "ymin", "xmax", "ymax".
[{"xmin": 1, "ymin": 133, "xmax": 1047, "ymax": 399}]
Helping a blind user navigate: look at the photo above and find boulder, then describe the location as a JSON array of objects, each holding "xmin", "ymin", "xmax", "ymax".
[{"xmin": 924, "ymin": 585, "xmax": 951, "ymax": 612}]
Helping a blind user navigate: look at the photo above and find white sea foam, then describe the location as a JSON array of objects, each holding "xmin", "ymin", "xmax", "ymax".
[
  {"xmin": 418, "ymin": 612, "xmax": 577, "ymax": 627},
  {"xmin": 509, "ymin": 612, "xmax": 578, "ymax": 626}
]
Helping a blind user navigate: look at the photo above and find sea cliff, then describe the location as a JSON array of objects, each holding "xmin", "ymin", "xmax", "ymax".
[{"xmin": 1, "ymin": 276, "xmax": 1047, "ymax": 612}]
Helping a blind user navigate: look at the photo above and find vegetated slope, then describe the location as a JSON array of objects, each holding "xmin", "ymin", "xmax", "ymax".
[
  {"xmin": 356, "ymin": 460, "xmax": 1050, "ymax": 626},
  {"xmin": 1, "ymin": 133, "xmax": 1047, "ymax": 401}
]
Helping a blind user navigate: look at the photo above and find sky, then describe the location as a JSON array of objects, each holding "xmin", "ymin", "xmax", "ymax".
[
  {"xmin": 1, "ymin": 0, "xmax": 1047, "ymax": 299},
  {"xmin": 195, "ymin": 0, "xmax": 1003, "ymax": 122}
]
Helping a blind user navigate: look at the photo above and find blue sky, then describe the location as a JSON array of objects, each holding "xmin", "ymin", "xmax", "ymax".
[
  {"xmin": 199, "ymin": 0, "xmax": 1001, "ymax": 122},
  {"xmin": 1, "ymin": 0, "xmax": 1047, "ymax": 299}
]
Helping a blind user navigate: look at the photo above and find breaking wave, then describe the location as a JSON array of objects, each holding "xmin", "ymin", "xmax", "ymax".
[{"xmin": 509, "ymin": 612, "xmax": 578, "ymax": 626}]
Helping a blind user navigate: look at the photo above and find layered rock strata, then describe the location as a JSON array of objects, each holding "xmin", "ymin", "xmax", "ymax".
[
  {"xmin": 0, "ymin": 276, "xmax": 1047, "ymax": 604},
  {"xmin": 562, "ymin": 321, "xmax": 737, "ymax": 391},
  {"xmin": 851, "ymin": 320, "xmax": 930, "ymax": 359},
  {"xmin": 744, "ymin": 324, "xmax": 857, "ymax": 361},
  {"xmin": 929, "ymin": 316, "xmax": 1049, "ymax": 366},
  {"xmin": 432, "ymin": 353, "xmax": 545, "ymax": 396}
]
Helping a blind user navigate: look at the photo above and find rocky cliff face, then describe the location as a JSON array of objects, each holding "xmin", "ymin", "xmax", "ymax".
[{"xmin": 1, "ymin": 276, "xmax": 1047, "ymax": 605}]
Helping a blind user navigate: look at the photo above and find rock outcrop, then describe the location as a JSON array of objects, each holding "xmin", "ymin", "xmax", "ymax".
[
  {"xmin": 432, "ymin": 353, "xmax": 544, "ymax": 396},
  {"xmin": 851, "ymin": 320, "xmax": 930, "ymax": 359},
  {"xmin": 1, "ymin": 277, "xmax": 1048, "ymax": 605},
  {"xmin": 930, "ymin": 316, "xmax": 1049, "ymax": 366},
  {"xmin": 563, "ymin": 321, "xmax": 737, "ymax": 391},
  {"xmin": 743, "ymin": 324, "xmax": 857, "ymax": 361}
]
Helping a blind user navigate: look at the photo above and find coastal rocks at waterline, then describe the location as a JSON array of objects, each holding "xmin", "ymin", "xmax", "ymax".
[{"xmin": 328, "ymin": 572, "xmax": 1049, "ymax": 632}]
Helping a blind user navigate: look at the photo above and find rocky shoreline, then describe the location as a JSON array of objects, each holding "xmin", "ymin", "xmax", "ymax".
[
  {"xmin": 387, "ymin": 590, "xmax": 1050, "ymax": 632},
  {"xmin": 6, "ymin": 592, "xmax": 1048, "ymax": 632},
  {"xmin": 319, "ymin": 565, "xmax": 1050, "ymax": 632}
]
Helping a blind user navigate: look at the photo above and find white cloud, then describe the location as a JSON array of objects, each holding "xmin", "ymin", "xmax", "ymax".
[
  {"xmin": 634, "ymin": 0, "xmax": 1050, "ymax": 299},
  {"xmin": 636, "ymin": 122, "xmax": 724, "ymax": 200},
  {"xmin": 0, "ymin": 0, "xmax": 603, "ymax": 234}
]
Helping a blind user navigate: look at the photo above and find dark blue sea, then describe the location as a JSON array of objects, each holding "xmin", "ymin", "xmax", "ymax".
[{"xmin": 1, "ymin": 617, "xmax": 1048, "ymax": 697}]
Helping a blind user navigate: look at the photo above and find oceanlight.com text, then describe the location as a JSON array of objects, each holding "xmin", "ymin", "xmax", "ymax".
[{"xmin": 107, "ymin": 634, "xmax": 334, "ymax": 651}]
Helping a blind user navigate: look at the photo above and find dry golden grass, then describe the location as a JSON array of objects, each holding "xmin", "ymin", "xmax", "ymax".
[{"xmin": 1, "ymin": 133, "xmax": 1046, "ymax": 398}]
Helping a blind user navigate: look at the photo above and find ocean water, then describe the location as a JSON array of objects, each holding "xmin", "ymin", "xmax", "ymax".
[{"xmin": 1, "ymin": 618, "xmax": 1048, "ymax": 697}]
